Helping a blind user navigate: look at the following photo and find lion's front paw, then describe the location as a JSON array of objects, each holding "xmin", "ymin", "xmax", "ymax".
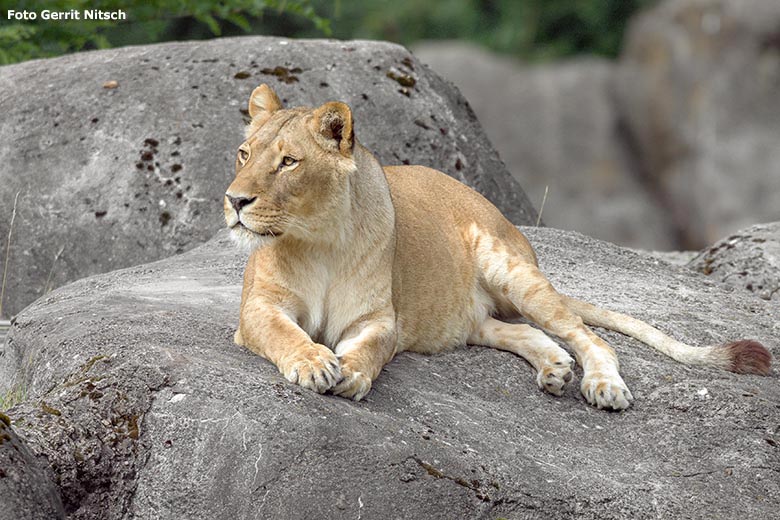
[
  {"xmin": 331, "ymin": 362, "xmax": 372, "ymax": 401},
  {"xmin": 536, "ymin": 352, "xmax": 574, "ymax": 396},
  {"xmin": 280, "ymin": 344, "xmax": 341, "ymax": 394},
  {"xmin": 580, "ymin": 369, "xmax": 633, "ymax": 410}
]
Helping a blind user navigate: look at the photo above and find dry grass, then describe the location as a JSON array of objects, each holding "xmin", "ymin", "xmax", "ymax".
[
  {"xmin": 44, "ymin": 245, "xmax": 66, "ymax": 295},
  {"xmin": 1, "ymin": 192, "xmax": 27, "ymax": 411},
  {"xmin": 1, "ymin": 191, "xmax": 21, "ymax": 319},
  {"xmin": 0, "ymin": 382, "xmax": 26, "ymax": 411},
  {"xmin": 0, "ymin": 319, "xmax": 8, "ymax": 343},
  {"xmin": 0, "ymin": 316, "xmax": 25, "ymax": 410},
  {"xmin": 535, "ymin": 185, "xmax": 549, "ymax": 227}
]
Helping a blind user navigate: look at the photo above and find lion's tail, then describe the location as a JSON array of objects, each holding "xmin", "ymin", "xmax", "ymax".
[{"xmin": 562, "ymin": 295, "xmax": 772, "ymax": 375}]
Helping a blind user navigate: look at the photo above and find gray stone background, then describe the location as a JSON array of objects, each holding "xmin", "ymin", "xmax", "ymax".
[{"xmin": 415, "ymin": 0, "xmax": 780, "ymax": 251}]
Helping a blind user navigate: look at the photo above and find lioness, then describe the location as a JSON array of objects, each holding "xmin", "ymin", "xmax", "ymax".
[{"xmin": 224, "ymin": 84, "xmax": 771, "ymax": 410}]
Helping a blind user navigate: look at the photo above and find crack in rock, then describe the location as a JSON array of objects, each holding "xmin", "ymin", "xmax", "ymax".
[{"xmin": 411, "ymin": 457, "xmax": 492, "ymax": 502}]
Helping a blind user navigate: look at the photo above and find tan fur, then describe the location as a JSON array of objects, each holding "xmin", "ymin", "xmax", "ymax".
[{"xmin": 225, "ymin": 85, "xmax": 772, "ymax": 410}]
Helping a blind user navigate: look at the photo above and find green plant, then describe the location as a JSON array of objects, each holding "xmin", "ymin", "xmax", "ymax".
[
  {"xmin": 311, "ymin": 0, "xmax": 657, "ymax": 61},
  {"xmin": 0, "ymin": 0, "xmax": 329, "ymax": 64},
  {"xmin": 0, "ymin": 0, "xmax": 657, "ymax": 65},
  {"xmin": 0, "ymin": 383, "xmax": 27, "ymax": 411}
]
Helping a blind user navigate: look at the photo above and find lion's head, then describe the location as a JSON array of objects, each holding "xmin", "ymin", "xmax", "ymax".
[{"xmin": 224, "ymin": 84, "xmax": 357, "ymax": 249}]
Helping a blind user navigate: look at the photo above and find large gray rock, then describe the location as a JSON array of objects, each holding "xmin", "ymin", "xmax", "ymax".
[
  {"xmin": 414, "ymin": 41, "xmax": 676, "ymax": 250},
  {"xmin": 0, "ymin": 36, "xmax": 536, "ymax": 319},
  {"xmin": 616, "ymin": 0, "xmax": 780, "ymax": 249},
  {"xmin": 0, "ymin": 413, "xmax": 65, "ymax": 520},
  {"xmin": 689, "ymin": 221, "xmax": 780, "ymax": 301},
  {"xmin": 1, "ymin": 227, "xmax": 778, "ymax": 519}
]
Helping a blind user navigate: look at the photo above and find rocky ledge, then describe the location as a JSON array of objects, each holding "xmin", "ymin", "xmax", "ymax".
[
  {"xmin": 1, "ymin": 226, "xmax": 778, "ymax": 519},
  {"xmin": 690, "ymin": 221, "xmax": 780, "ymax": 302}
]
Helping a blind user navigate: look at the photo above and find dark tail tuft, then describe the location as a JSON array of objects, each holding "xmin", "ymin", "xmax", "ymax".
[{"xmin": 722, "ymin": 340, "xmax": 772, "ymax": 375}]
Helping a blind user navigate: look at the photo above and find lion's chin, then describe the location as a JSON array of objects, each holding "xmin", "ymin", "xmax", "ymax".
[{"xmin": 229, "ymin": 224, "xmax": 280, "ymax": 251}]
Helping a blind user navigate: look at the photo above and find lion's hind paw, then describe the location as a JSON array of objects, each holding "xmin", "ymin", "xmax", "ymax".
[{"xmin": 581, "ymin": 370, "xmax": 633, "ymax": 410}]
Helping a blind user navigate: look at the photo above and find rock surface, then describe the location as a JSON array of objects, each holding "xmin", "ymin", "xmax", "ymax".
[
  {"xmin": 689, "ymin": 221, "xmax": 780, "ymax": 301},
  {"xmin": 643, "ymin": 249, "xmax": 698, "ymax": 267},
  {"xmin": 616, "ymin": 0, "xmax": 780, "ymax": 248},
  {"xmin": 0, "ymin": 413, "xmax": 65, "ymax": 520},
  {"xmin": 414, "ymin": 41, "xmax": 675, "ymax": 250},
  {"xmin": 0, "ymin": 36, "xmax": 536, "ymax": 318},
  {"xmin": 1, "ymin": 227, "xmax": 778, "ymax": 519}
]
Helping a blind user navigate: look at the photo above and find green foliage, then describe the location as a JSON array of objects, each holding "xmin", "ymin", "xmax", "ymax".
[
  {"xmin": 310, "ymin": 0, "xmax": 658, "ymax": 61},
  {"xmin": 0, "ymin": 0, "xmax": 329, "ymax": 64},
  {"xmin": 0, "ymin": 0, "xmax": 657, "ymax": 65}
]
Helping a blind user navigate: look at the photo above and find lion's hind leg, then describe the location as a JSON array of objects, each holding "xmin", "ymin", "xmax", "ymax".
[
  {"xmin": 470, "ymin": 225, "xmax": 633, "ymax": 410},
  {"xmin": 469, "ymin": 317, "xmax": 574, "ymax": 396}
]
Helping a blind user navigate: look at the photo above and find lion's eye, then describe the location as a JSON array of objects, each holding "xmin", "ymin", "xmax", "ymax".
[
  {"xmin": 282, "ymin": 156, "xmax": 297, "ymax": 167},
  {"xmin": 237, "ymin": 148, "xmax": 249, "ymax": 164}
]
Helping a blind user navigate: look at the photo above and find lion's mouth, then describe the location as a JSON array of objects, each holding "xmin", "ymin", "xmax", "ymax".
[{"xmin": 231, "ymin": 221, "xmax": 282, "ymax": 238}]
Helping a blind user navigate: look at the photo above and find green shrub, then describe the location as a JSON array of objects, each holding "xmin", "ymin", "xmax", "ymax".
[
  {"xmin": 0, "ymin": 0, "xmax": 657, "ymax": 65},
  {"xmin": 312, "ymin": 0, "xmax": 658, "ymax": 61},
  {"xmin": 0, "ymin": 0, "xmax": 328, "ymax": 64}
]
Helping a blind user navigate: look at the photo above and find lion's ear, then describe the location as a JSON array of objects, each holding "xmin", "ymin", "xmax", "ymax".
[
  {"xmin": 310, "ymin": 101, "xmax": 354, "ymax": 156},
  {"xmin": 248, "ymin": 84, "xmax": 283, "ymax": 119}
]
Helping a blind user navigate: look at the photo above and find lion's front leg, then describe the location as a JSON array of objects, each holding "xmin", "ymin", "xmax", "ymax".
[
  {"xmin": 240, "ymin": 301, "xmax": 341, "ymax": 394},
  {"xmin": 331, "ymin": 318, "xmax": 397, "ymax": 401}
]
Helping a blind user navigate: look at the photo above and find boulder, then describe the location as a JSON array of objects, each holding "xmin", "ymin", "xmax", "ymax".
[
  {"xmin": 0, "ymin": 36, "xmax": 537, "ymax": 319},
  {"xmin": 689, "ymin": 221, "xmax": 780, "ymax": 301},
  {"xmin": 643, "ymin": 249, "xmax": 698, "ymax": 266},
  {"xmin": 616, "ymin": 0, "xmax": 780, "ymax": 249},
  {"xmin": 413, "ymin": 41, "xmax": 676, "ymax": 250},
  {"xmin": 0, "ymin": 413, "xmax": 65, "ymax": 520},
  {"xmin": 1, "ymin": 227, "xmax": 778, "ymax": 519}
]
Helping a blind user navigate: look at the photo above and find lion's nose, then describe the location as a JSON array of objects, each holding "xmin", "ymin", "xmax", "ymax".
[{"xmin": 226, "ymin": 194, "xmax": 256, "ymax": 214}]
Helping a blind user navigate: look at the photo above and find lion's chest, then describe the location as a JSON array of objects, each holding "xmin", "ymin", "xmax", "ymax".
[{"xmin": 291, "ymin": 263, "xmax": 370, "ymax": 347}]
